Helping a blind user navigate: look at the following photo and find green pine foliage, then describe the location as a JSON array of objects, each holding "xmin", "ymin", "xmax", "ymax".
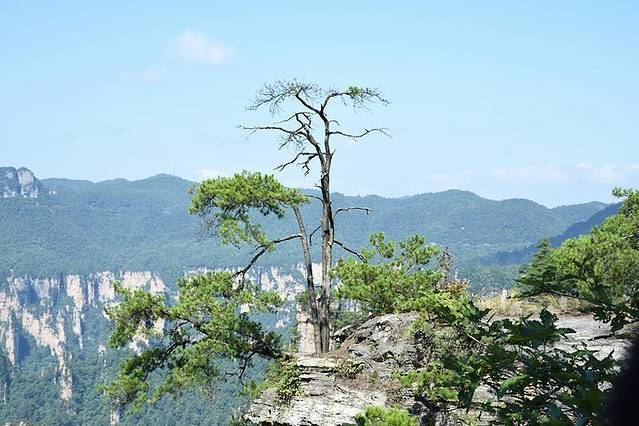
[
  {"xmin": 334, "ymin": 233, "xmax": 443, "ymax": 315},
  {"xmin": 190, "ymin": 171, "xmax": 308, "ymax": 247},
  {"xmin": 103, "ymin": 172, "xmax": 306, "ymax": 414},
  {"xmin": 334, "ymin": 233, "xmax": 477, "ymax": 326},
  {"xmin": 246, "ymin": 356, "xmax": 301, "ymax": 404},
  {"xmin": 354, "ymin": 406, "xmax": 418, "ymax": 426},
  {"xmin": 102, "ymin": 271, "xmax": 283, "ymax": 413}
]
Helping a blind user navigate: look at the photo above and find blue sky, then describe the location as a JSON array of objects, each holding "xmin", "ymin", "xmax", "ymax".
[{"xmin": 1, "ymin": 1, "xmax": 637, "ymax": 206}]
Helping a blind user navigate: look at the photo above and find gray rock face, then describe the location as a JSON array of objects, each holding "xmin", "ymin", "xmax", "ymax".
[
  {"xmin": 246, "ymin": 312, "xmax": 631, "ymax": 426},
  {"xmin": 555, "ymin": 315, "xmax": 628, "ymax": 360},
  {"xmin": 345, "ymin": 312, "xmax": 421, "ymax": 378},
  {"xmin": 245, "ymin": 313, "xmax": 422, "ymax": 426},
  {"xmin": 1, "ymin": 167, "xmax": 41, "ymax": 198},
  {"xmin": 245, "ymin": 356, "xmax": 388, "ymax": 426}
]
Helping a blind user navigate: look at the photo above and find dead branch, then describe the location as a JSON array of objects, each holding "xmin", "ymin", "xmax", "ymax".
[
  {"xmin": 329, "ymin": 128, "xmax": 390, "ymax": 141},
  {"xmin": 334, "ymin": 240, "xmax": 367, "ymax": 262},
  {"xmin": 234, "ymin": 234, "xmax": 300, "ymax": 281},
  {"xmin": 274, "ymin": 151, "xmax": 317, "ymax": 173},
  {"xmin": 309, "ymin": 225, "xmax": 321, "ymax": 246},
  {"xmin": 334, "ymin": 207, "xmax": 373, "ymax": 218}
]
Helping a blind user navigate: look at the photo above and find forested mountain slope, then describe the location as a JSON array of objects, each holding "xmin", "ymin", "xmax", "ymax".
[
  {"xmin": 481, "ymin": 202, "xmax": 622, "ymax": 267},
  {"xmin": 0, "ymin": 172, "xmax": 608, "ymax": 283}
]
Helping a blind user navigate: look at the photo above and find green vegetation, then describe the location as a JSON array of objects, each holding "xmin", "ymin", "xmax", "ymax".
[
  {"xmin": 0, "ymin": 176, "xmax": 621, "ymax": 424},
  {"xmin": 354, "ymin": 406, "xmax": 418, "ymax": 426},
  {"xmin": 0, "ymin": 303, "xmax": 243, "ymax": 425},
  {"xmin": 482, "ymin": 202, "xmax": 621, "ymax": 268},
  {"xmin": 102, "ymin": 271, "xmax": 283, "ymax": 412},
  {"xmin": 334, "ymin": 233, "xmax": 476, "ymax": 325},
  {"xmin": 518, "ymin": 188, "xmax": 639, "ymax": 332},
  {"xmin": 335, "ymin": 358, "xmax": 365, "ymax": 379},
  {"xmin": 407, "ymin": 308, "xmax": 617, "ymax": 424},
  {"xmin": 0, "ymin": 175, "xmax": 617, "ymax": 423},
  {"xmin": 189, "ymin": 171, "xmax": 308, "ymax": 248},
  {"xmin": 0, "ymin": 175, "xmax": 608, "ymax": 291},
  {"xmin": 335, "ymin": 233, "xmax": 443, "ymax": 315},
  {"xmin": 345, "ymin": 188, "xmax": 639, "ymax": 424},
  {"xmin": 240, "ymin": 356, "xmax": 301, "ymax": 404},
  {"xmin": 259, "ymin": 357, "xmax": 301, "ymax": 404},
  {"xmin": 0, "ymin": 83, "xmax": 624, "ymax": 423}
]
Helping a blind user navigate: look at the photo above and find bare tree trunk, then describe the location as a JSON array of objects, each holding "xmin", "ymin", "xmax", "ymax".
[
  {"xmin": 318, "ymin": 169, "xmax": 334, "ymax": 352},
  {"xmin": 292, "ymin": 205, "xmax": 322, "ymax": 353}
]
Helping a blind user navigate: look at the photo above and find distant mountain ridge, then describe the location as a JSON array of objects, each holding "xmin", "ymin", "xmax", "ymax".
[
  {"xmin": 482, "ymin": 202, "xmax": 622, "ymax": 266},
  {"xmin": 0, "ymin": 168, "xmax": 609, "ymax": 283}
]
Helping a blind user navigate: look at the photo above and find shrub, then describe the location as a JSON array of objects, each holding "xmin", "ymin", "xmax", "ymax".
[{"xmin": 355, "ymin": 406, "xmax": 418, "ymax": 426}]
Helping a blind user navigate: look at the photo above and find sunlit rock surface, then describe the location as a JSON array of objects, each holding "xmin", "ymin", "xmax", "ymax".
[
  {"xmin": 246, "ymin": 313, "xmax": 422, "ymax": 426},
  {"xmin": 246, "ymin": 312, "xmax": 631, "ymax": 426},
  {"xmin": 0, "ymin": 167, "xmax": 41, "ymax": 198},
  {"xmin": 0, "ymin": 271, "xmax": 166, "ymax": 400}
]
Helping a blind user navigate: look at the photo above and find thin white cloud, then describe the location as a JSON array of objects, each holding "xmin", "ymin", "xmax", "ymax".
[
  {"xmin": 196, "ymin": 169, "xmax": 228, "ymax": 180},
  {"xmin": 576, "ymin": 162, "xmax": 593, "ymax": 171},
  {"xmin": 575, "ymin": 163, "xmax": 639, "ymax": 184},
  {"xmin": 168, "ymin": 30, "xmax": 228, "ymax": 65},
  {"xmin": 491, "ymin": 166, "xmax": 567, "ymax": 183},
  {"xmin": 590, "ymin": 163, "xmax": 620, "ymax": 183}
]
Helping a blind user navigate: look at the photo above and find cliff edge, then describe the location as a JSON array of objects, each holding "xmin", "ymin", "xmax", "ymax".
[{"xmin": 245, "ymin": 312, "xmax": 628, "ymax": 426}]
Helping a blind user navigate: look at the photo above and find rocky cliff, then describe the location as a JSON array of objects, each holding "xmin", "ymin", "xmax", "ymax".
[
  {"xmin": 246, "ymin": 313, "xmax": 421, "ymax": 425},
  {"xmin": 0, "ymin": 167, "xmax": 41, "ymax": 198},
  {"xmin": 245, "ymin": 312, "xmax": 629, "ymax": 426},
  {"xmin": 0, "ymin": 267, "xmax": 629, "ymax": 425},
  {"xmin": 0, "ymin": 271, "xmax": 167, "ymax": 402},
  {"xmin": 0, "ymin": 265, "xmax": 313, "ymax": 424}
]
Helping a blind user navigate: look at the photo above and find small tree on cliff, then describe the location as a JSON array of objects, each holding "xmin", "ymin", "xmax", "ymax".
[
  {"xmin": 239, "ymin": 81, "xmax": 389, "ymax": 352},
  {"xmin": 102, "ymin": 81, "xmax": 388, "ymax": 412}
]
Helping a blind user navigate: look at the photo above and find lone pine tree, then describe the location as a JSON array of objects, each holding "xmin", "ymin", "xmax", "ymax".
[
  {"xmin": 239, "ymin": 81, "xmax": 389, "ymax": 352},
  {"xmin": 103, "ymin": 81, "xmax": 388, "ymax": 412}
]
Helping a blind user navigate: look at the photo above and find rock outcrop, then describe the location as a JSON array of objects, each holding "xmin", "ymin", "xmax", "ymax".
[
  {"xmin": 245, "ymin": 313, "xmax": 423, "ymax": 425},
  {"xmin": 246, "ymin": 312, "xmax": 631, "ymax": 426},
  {"xmin": 247, "ymin": 355, "xmax": 388, "ymax": 425},
  {"xmin": 0, "ymin": 167, "xmax": 41, "ymax": 198},
  {"xmin": 555, "ymin": 315, "xmax": 628, "ymax": 360}
]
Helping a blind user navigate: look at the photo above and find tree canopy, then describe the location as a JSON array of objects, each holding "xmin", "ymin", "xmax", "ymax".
[
  {"xmin": 518, "ymin": 188, "xmax": 639, "ymax": 333},
  {"xmin": 102, "ymin": 272, "xmax": 282, "ymax": 412}
]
